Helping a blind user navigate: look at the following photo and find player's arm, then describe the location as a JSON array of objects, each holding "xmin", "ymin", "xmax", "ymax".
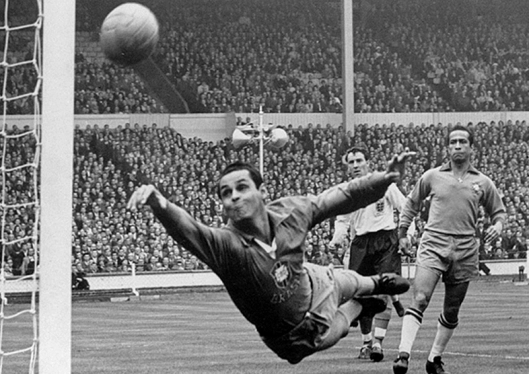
[
  {"xmin": 398, "ymin": 173, "xmax": 430, "ymax": 256},
  {"xmin": 329, "ymin": 213, "xmax": 351, "ymax": 247},
  {"xmin": 127, "ymin": 184, "xmax": 168, "ymax": 212},
  {"xmin": 127, "ymin": 184, "xmax": 220, "ymax": 263},
  {"xmin": 398, "ymin": 205, "xmax": 415, "ymax": 256},
  {"xmin": 388, "ymin": 184, "xmax": 418, "ymax": 252},
  {"xmin": 311, "ymin": 152, "xmax": 415, "ymax": 223},
  {"xmin": 481, "ymin": 179, "xmax": 507, "ymax": 244}
]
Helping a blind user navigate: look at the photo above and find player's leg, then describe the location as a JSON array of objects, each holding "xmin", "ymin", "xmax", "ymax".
[
  {"xmin": 290, "ymin": 266, "xmax": 408, "ymax": 360},
  {"xmin": 393, "ymin": 266, "xmax": 440, "ymax": 374},
  {"xmin": 333, "ymin": 267, "xmax": 410, "ymax": 301},
  {"xmin": 370, "ymin": 294, "xmax": 391, "ymax": 361},
  {"xmin": 426, "ymin": 281, "xmax": 469, "ymax": 374},
  {"xmin": 263, "ymin": 263, "xmax": 407, "ymax": 364},
  {"xmin": 303, "ymin": 262, "xmax": 407, "ymax": 305},
  {"xmin": 347, "ymin": 237, "xmax": 373, "ymax": 359},
  {"xmin": 426, "ymin": 236, "xmax": 476, "ymax": 373},
  {"xmin": 304, "ymin": 270, "xmax": 387, "ymax": 354},
  {"xmin": 391, "ymin": 294, "xmax": 406, "ymax": 317},
  {"xmin": 325, "ymin": 267, "xmax": 409, "ymax": 355},
  {"xmin": 370, "ymin": 230, "xmax": 401, "ymax": 361},
  {"xmin": 386, "ymin": 231, "xmax": 406, "ymax": 316},
  {"xmin": 317, "ymin": 299, "xmax": 362, "ymax": 351},
  {"xmin": 358, "ymin": 315, "xmax": 373, "ymax": 359},
  {"xmin": 318, "ymin": 296, "xmax": 387, "ymax": 351}
]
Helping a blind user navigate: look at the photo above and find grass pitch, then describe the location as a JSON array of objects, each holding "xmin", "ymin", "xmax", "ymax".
[{"xmin": 1, "ymin": 280, "xmax": 528, "ymax": 373}]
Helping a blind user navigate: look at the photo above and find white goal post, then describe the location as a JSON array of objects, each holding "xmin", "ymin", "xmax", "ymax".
[{"xmin": 39, "ymin": 0, "xmax": 75, "ymax": 373}]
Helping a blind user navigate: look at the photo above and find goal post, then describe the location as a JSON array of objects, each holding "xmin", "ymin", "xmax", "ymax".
[{"xmin": 39, "ymin": 0, "xmax": 75, "ymax": 373}]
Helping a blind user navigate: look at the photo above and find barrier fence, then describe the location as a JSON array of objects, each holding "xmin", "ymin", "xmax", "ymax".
[{"xmin": 1, "ymin": 259, "xmax": 526, "ymax": 298}]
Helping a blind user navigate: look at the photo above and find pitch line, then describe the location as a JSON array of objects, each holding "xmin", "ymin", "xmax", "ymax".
[{"xmin": 354, "ymin": 346, "xmax": 529, "ymax": 361}]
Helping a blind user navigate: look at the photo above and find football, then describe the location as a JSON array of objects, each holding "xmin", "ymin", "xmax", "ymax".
[{"xmin": 100, "ymin": 3, "xmax": 159, "ymax": 66}]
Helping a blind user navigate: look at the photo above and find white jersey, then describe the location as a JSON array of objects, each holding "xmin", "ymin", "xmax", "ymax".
[{"xmin": 331, "ymin": 182, "xmax": 406, "ymax": 244}]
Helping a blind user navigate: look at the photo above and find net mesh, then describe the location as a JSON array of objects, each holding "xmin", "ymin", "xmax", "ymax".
[{"xmin": 0, "ymin": 0, "xmax": 42, "ymax": 372}]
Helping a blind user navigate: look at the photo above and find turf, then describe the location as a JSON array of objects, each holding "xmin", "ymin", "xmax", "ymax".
[{"xmin": 1, "ymin": 280, "xmax": 528, "ymax": 373}]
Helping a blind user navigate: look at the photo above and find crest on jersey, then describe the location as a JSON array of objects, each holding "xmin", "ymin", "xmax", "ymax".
[
  {"xmin": 471, "ymin": 182, "xmax": 483, "ymax": 199},
  {"xmin": 270, "ymin": 261, "xmax": 292, "ymax": 289},
  {"xmin": 376, "ymin": 198, "xmax": 385, "ymax": 213}
]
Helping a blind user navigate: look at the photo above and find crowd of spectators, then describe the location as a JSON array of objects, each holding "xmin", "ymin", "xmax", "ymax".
[
  {"xmin": 5, "ymin": 0, "xmax": 529, "ymax": 115},
  {"xmin": 2, "ymin": 0, "xmax": 529, "ymax": 277},
  {"xmin": 59, "ymin": 118, "xmax": 529, "ymax": 273},
  {"xmin": 3, "ymin": 118, "xmax": 529, "ymax": 278},
  {"xmin": 69, "ymin": 0, "xmax": 529, "ymax": 115}
]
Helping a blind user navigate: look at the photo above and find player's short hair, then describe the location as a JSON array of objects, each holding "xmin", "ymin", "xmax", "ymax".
[
  {"xmin": 342, "ymin": 144, "xmax": 369, "ymax": 165},
  {"xmin": 447, "ymin": 124, "xmax": 474, "ymax": 146},
  {"xmin": 217, "ymin": 161, "xmax": 263, "ymax": 198}
]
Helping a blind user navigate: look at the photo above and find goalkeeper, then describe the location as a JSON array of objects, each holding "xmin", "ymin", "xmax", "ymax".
[{"xmin": 127, "ymin": 153, "xmax": 414, "ymax": 364}]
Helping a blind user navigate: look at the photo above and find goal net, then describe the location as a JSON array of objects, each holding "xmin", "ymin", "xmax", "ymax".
[{"xmin": 0, "ymin": 1, "xmax": 74, "ymax": 373}]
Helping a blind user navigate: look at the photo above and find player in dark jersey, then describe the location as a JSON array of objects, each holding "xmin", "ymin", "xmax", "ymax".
[{"xmin": 127, "ymin": 153, "xmax": 414, "ymax": 364}]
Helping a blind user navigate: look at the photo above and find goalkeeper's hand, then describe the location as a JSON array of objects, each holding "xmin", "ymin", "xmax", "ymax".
[
  {"xmin": 127, "ymin": 184, "xmax": 168, "ymax": 212},
  {"xmin": 385, "ymin": 151, "xmax": 417, "ymax": 183}
]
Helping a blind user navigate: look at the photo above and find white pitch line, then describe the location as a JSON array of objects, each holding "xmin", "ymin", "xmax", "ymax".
[{"xmin": 353, "ymin": 346, "xmax": 529, "ymax": 361}]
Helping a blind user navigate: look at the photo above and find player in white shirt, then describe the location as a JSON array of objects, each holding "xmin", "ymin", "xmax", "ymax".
[{"xmin": 330, "ymin": 145, "xmax": 410, "ymax": 362}]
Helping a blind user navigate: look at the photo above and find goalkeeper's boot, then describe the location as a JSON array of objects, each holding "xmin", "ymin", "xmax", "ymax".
[{"xmin": 372, "ymin": 273, "xmax": 410, "ymax": 295}]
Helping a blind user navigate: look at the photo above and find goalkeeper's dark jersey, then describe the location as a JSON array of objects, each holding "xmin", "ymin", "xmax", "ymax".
[{"xmin": 156, "ymin": 172, "xmax": 392, "ymax": 337}]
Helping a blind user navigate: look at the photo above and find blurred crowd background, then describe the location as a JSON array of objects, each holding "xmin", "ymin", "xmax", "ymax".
[
  {"xmin": 5, "ymin": 0, "xmax": 529, "ymax": 116},
  {"xmin": 0, "ymin": 0, "xmax": 528, "ymax": 277},
  {"xmin": 3, "ymin": 119, "xmax": 528, "ymax": 277}
]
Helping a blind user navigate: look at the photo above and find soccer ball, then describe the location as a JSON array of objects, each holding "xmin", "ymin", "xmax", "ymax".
[{"xmin": 100, "ymin": 3, "xmax": 159, "ymax": 66}]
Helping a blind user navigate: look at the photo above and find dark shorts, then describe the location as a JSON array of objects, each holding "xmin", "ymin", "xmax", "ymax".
[{"xmin": 348, "ymin": 229, "xmax": 401, "ymax": 275}]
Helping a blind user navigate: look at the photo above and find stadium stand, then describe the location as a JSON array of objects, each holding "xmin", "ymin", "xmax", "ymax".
[
  {"xmin": 1, "ymin": 0, "xmax": 529, "ymax": 274},
  {"xmin": 5, "ymin": 118, "xmax": 528, "ymax": 275},
  {"xmin": 5, "ymin": 0, "xmax": 529, "ymax": 115}
]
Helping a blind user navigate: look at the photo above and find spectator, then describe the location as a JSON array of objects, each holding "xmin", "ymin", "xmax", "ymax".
[
  {"xmin": 96, "ymin": 254, "xmax": 109, "ymax": 273},
  {"xmin": 136, "ymin": 258, "xmax": 146, "ymax": 272},
  {"xmin": 511, "ymin": 231, "xmax": 527, "ymax": 259},
  {"xmin": 21, "ymin": 247, "xmax": 36, "ymax": 275},
  {"xmin": 492, "ymin": 238, "xmax": 507, "ymax": 259},
  {"xmin": 77, "ymin": 252, "xmax": 98, "ymax": 274},
  {"xmin": 7, "ymin": 239, "xmax": 25, "ymax": 276},
  {"xmin": 518, "ymin": 238, "xmax": 529, "ymax": 259},
  {"xmin": 501, "ymin": 228, "xmax": 516, "ymax": 256},
  {"xmin": 3, "ymin": 257, "xmax": 14, "ymax": 277},
  {"xmin": 7, "ymin": 87, "xmax": 529, "ymax": 276}
]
